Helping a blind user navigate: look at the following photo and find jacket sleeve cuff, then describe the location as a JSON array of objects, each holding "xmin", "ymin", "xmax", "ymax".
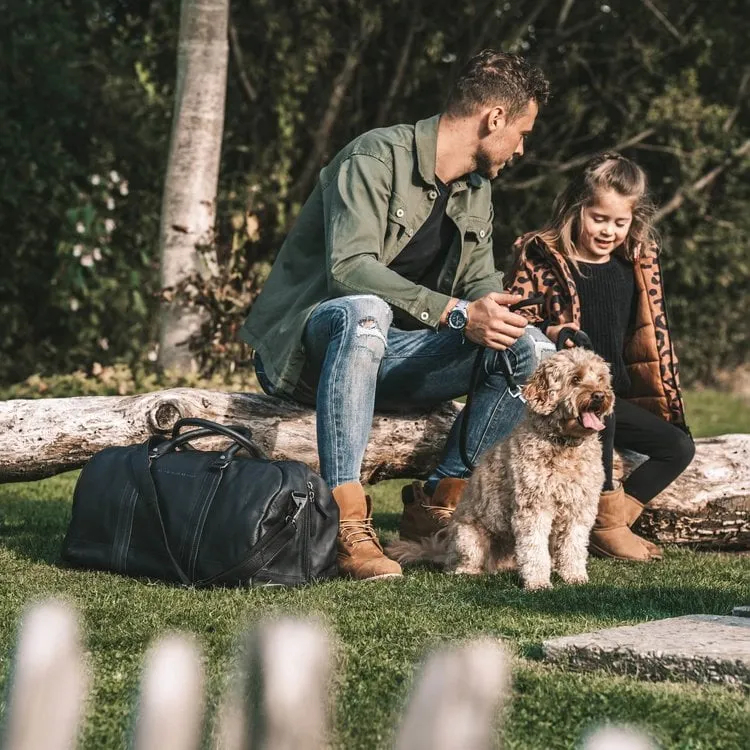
[{"xmin": 413, "ymin": 288, "xmax": 452, "ymax": 329}]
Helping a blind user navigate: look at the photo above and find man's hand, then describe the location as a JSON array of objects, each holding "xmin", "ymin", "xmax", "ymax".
[
  {"xmin": 463, "ymin": 292, "xmax": 528, "ymax": 350},
  {"xmin": 545, "ymin": 321, "xmax": 579, "ymax": 348}
]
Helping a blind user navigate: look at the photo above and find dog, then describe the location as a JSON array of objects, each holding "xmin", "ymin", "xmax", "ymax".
[{"xmin": 387, "ymin": 347, "xmax": 615, "ymax": 590}]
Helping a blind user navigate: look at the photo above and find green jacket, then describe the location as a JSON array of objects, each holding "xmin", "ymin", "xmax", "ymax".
[{"xmin": 240, "ymin": 114, "xmax": 505, "ymax": 396}]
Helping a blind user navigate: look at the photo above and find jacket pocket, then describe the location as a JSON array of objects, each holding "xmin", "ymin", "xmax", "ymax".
[
  {"xmin": 463, "ymin": 217, "xmax": 492, "ymax": 243},
  {"xmin": 385, "ymin": 197, "xmax": 413, "ymax": 257}
]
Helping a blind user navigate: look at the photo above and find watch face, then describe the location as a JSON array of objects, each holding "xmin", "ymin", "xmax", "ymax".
[{"xmin": 448, "ymin": 308, "xmax": 467, "ymax": 329}]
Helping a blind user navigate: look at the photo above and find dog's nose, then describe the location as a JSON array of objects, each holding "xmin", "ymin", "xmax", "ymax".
[{"xmin": 590, "ymin": 391, "xmax": 605, "ymax": 405}]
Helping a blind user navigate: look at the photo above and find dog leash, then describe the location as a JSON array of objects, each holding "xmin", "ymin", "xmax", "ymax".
[
  {"xmin": 556, "ymin": 327, "xmax": 593, "ymax": 351},
  {"xmin": 458, "ymin": 295, "xmax": 544, "ymax": 472}
]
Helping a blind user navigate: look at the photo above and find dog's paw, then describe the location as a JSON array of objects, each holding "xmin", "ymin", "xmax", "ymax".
[
  {"xmin": 522, "ymin": 578, "xmax": 553, "ymax": 591},
  {"xmin": 452, "ymin": 565, "xmax": 484, "ymax": 576},
  {"xmin": 559, "ymin": 572, "xmax": 589, "ymax": 585}
]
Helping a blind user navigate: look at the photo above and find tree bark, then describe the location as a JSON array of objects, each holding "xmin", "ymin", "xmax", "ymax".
[
  {"xmin": 0, "ymin": 392, "xmax": 747, "ymax": 549},
  {"xmin": 0, "ymin": 390, "xmax": 456, "ymax": 486},
  {"xmin": 157, "ymin": 0, "xmax": 229, "ymax": 373}
]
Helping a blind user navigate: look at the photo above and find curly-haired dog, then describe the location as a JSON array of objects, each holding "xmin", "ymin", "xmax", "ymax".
[{"xmin": 387, "ymin": 347, "xmax": 614, "ymax": 590}]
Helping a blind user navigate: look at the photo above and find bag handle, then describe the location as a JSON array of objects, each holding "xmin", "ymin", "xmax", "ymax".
[
  {"xmin": 151, "ymin": 418, "xmax": 266, "ymax": 460},
  {"xmin": 128, "ymin": 444, "xmax": 192, "ymax": 586}
]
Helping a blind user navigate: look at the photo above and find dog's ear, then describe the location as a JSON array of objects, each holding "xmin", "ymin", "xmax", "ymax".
[{"xmin": 523, "ymin": 361, "xmax": 561, "ymax": 415}]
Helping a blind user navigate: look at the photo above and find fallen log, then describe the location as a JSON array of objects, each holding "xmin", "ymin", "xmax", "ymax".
[
  {"xmin": 0, "ymin": 388, "xmax": 456, "ymax": 485},
  {"xmin": 0, "ymin": 389, "xmax": 747, "ymax": 549}
]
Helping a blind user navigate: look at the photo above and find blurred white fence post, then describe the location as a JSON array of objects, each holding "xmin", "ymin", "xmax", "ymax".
[
  {"xmin": 132, "ymin": 635, "xmax": 205, "ymax": 750},
  {"xmin": 1, "ymin": 601, "xmax": 88, "ymax": 750},
  {"xmin": 393, "ymin": 639, "xmax": 511, "ymax": 750},
  {"xmin": 0, "ymin": 601, "xmax": 663, "ymax": 750},
  {"xmin": 581, "ymin": 726, "xmax": 658, "ymax": 750},
  {"xmin": 212, "ymin": 618, "xmax": 332, "ymax": 750}
]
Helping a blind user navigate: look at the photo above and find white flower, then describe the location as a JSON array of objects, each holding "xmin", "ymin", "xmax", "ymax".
[
  {"xmin": 109, "ymin": 170, "xmax": 120, "ymax": 183},
  {"xmin": 69, "ymin": 298, "xmax": 80, "ymax": 311},
  {"xmin": 90, "ymin": 174, "xmax": 101, "ymax": 185},
  {"xmin": 104, "ymin": 218, "xmax": 116, "ymax": 233},
  {"xmin": 147, "ymin": 349, "xmax": 158, "ymax": 362},
  {"xmin": 80, "ymin": 254, "xmax": 94, "ymax": 267},
  {"xmin": 76, "ymin": 221, "xmax": 85, "ymax": 234},
  {"xmin": 98, "ymin": 337, "xmax": 110, "ymax": 350},
  {"xmin": 600, "ymin": 4, "xmax": 611, "ymax": 12},
  {"xmin": 119, "ymin": 181, "xmax": 129, "ymax": 196},
  {"xmin": 441, "ymin": 53, "xmax": 457, "ymax": 63},
  {"xmin": 72, "ymin": 244, "xmax": 83, "ymax": 257},
  {"xmin": 92, "ymin": 247, "xmax": 102, "ymax": 261},
  {"xmin": 106, "ymin": 197, "xmax": 115, "ymax": 210}
]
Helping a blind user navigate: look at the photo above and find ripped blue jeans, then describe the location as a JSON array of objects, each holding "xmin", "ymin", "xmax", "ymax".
[{"xmin": 256, "ymin": 295, "xmax": 554, "ymax": 489}]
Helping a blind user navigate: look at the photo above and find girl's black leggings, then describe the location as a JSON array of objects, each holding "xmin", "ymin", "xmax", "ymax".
[{"xmin": 601, "ymin": 398, "xmax": 695, "ymax": 502}]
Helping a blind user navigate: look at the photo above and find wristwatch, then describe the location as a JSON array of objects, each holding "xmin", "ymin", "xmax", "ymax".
[{"xmin": 447, "ymin": 299, "xmax": 470, "ymax": 332}]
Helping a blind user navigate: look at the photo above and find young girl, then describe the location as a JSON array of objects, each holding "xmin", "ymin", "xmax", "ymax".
[{"xmin": 507, "ymin": 151, "xmax": 695, "ymax": 562}]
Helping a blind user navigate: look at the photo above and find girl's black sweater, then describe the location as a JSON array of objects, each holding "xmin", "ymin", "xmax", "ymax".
[{"xmin": 568, "ymin": 256, "xmax": 634, "ymax": 396}]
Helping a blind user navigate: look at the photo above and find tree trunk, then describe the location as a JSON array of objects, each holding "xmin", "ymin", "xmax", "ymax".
[
  {"xmin": 157, "ymin": 0, "xmax": 229, "ymax": 373},
  {"xmin": 0, "ymin": 392, "xmax": 747, "ymax": 549}
]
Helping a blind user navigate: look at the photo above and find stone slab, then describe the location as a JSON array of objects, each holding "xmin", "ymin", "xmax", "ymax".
[{"xmin": 542, "ymin": 615, "xmax": 750, "ymax": 688}]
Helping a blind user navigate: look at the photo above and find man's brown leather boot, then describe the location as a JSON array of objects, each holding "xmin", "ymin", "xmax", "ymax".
[
  {"xmin": 398, "ymin": 478, "xmax": 466, "ymax": 542},
  {"xmin": 622, "ymin": 493, "xmax": 664, "ymax": 560},
  {"xmin": 589, "ymin": 486, "xmax": 651, "ymax": 561},
  {"xmin": 333, "ymin": 482, "xmax": 402, "ymax": 580}
]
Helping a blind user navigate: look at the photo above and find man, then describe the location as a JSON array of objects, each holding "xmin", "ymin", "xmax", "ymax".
[{"xmin": 241, "ymin": 49, "xmax": 553, "ymax": 580}]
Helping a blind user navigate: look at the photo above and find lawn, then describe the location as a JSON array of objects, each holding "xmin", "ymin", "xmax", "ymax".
[{"xmin": 0, "ymin": 389, "xmax": 748, "ymax": 749}]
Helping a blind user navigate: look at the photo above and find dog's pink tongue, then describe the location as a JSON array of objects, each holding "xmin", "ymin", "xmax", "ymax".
[{"xmin": 581, "ymin": 411, "xmax": 605, "ymax": 431}]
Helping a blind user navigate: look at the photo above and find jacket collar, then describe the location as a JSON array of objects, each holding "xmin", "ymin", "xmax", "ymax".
[{"xmin": 415, "ymin": 114, "xmax": 484, "ymax": 190}]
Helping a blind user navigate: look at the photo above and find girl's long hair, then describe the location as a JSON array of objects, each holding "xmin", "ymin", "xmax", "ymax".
[{"xmin": 517, "ymin": 151, "xmax": 658, "ymax": 267}]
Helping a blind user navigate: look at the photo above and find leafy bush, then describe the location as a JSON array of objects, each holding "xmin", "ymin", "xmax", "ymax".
[{"xmin": 1, "ymin": 1, "xmax": 748, "ymax": 385}]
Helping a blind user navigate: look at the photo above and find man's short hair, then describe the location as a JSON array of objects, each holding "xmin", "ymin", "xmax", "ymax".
[{"xmin": 444, "ymin": 49, "xmax": 550, "ymax": 120}]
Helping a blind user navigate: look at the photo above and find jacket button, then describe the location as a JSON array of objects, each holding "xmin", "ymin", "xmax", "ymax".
[
  {"xmin": 406, "ymin": 228, "xmax": 414, "ymax": 236},
  {"xmin": 396, "ymin": 208, "xmax": 404, "ymax": 218},
  {"xmin": 479, "ymin": 229, "xmax": 486, "ymax": 238},
  {"xmin": 420, "ymin": 311, "xmax": 429, "ymax": 321},
  {"xmin": 428, "ymin": 189, "xmax": 437, "ymax": 200}
]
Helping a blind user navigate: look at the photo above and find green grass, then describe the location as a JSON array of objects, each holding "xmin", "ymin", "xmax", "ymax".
[
  {"xmin": 682, "ymin": 389, "xmax": 750, "ymax": 436},
  {"xmin": 0, "ymin": 389, "xmax": 749, "ymax": 748}
]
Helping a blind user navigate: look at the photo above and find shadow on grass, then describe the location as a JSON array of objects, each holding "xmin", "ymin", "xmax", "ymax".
[
  {"xmin": 372, "ymin": 510, "xmax": 400, "ymax": 533},
  {"xmin": 0, "ymin": 496, "xmax": 70, "ymax": 565},
  {"xmin": 460, "ymin": 578, "xmax": 742, "ymax": 656}
]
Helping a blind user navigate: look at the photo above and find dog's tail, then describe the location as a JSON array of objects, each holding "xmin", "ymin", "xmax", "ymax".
[{"xmin": 386, "ymin": 529, "xmax": 452, "ymax": 568}]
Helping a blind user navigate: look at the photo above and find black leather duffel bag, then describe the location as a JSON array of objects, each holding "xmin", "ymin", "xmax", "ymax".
[{"xmin": 61, "ymin": 418, "xmax": 339, "ymax": 586}]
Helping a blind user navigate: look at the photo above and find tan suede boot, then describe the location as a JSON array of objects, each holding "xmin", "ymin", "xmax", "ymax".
[
  {"xmin": 589, "ymin": 486, "xmax": 651, "ymax": 561},
  {"xmin": 623, "ymin": 493, "xmax": 664, "ymax": 560},
  {"xmin": 398, "ymin": 478, "xmax": 466, "ymax": 542},
  {"xmin": 333, "ymin": 482, "xmax": 402, "ymax": 580}
]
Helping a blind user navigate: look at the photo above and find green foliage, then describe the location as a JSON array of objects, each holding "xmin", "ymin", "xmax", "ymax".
[
  {"xmin": 1, "ymin": 1, "xmax": 748, "ymax": 383},
  {"xmin": 0, "ymin": 362, "xmax": 259, "ymax": 400}
]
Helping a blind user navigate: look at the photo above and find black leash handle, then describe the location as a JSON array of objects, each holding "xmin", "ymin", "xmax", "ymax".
[
  {"xmin": 458, "ymin": 295, "xmax": 544, "ymax": 472},
  {"xmin": 556, "ymin": 327, "xmax": 593, "ymax": 351}
]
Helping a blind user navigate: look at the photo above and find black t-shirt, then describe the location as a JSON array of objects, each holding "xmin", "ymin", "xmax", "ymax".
[
  {"xmin": 388, "ymin": 178, "xmax": 455, "ymax": 291},
  {"xmin": 568, "ymin": 256, "xmax": 635, "ymax": 396}
]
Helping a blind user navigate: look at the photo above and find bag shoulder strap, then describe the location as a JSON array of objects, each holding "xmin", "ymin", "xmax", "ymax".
[{"xmin": 197, "ymin": 494, "xmax": 305, "ymax": 587}]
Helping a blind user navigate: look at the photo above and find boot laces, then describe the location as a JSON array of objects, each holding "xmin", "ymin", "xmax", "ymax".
[
  {"xmin": 340, "ymin": 518, "xmax": 378, "ymax": 546},
  {"xmin": 421, "ymin": 503, "xmax": 455, "ymax": 522}
]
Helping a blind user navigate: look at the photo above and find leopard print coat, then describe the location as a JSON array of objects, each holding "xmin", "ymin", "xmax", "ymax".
[{"xmin": 507, "ymin": 235, "xmax": 687, "ymax": 428}]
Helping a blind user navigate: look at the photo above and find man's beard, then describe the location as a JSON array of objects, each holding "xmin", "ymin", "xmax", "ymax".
[{"xmin": 475, "ymin": 146, "xmax": 506, "ymax": 180}]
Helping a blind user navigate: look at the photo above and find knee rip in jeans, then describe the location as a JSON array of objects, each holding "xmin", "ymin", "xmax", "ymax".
[{"xmin": 355, "ymin": 317, "xmax": 388, "ymax": 350}]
